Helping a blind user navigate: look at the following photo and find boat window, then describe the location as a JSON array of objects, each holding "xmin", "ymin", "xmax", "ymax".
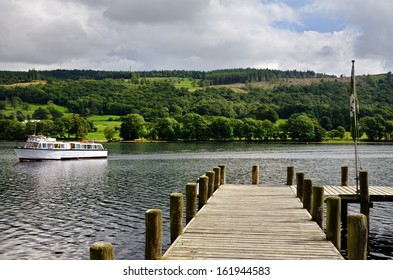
[{"xmin": 71, "ymin": 143, "xmax": 75, "ymax": 149}]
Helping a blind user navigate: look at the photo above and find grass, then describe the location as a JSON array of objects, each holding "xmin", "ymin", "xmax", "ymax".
[
  {"xmin": 87, "ymin": 115, "xmax": 122, "ymax": 141},
  {"xmin": 144, "ymin": 77, "xmax": 201, "ymax": 91}
]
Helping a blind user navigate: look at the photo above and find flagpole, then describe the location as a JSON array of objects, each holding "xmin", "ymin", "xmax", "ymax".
[{"xmin": 351, "ymin": 60, "xmax": 359, "ymax": 194}]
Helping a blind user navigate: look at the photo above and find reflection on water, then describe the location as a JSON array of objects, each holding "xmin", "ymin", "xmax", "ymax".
[{"xmin": 0, "ymin": 142, "xmax": 392, "ymax": 259}]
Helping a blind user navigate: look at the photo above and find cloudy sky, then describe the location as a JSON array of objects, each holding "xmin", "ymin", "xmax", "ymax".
[{"xmin": 0, "ymin": 0, "xmax": 392, "ymax": 75}]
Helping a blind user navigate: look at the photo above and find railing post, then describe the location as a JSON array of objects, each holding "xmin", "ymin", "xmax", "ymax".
[
  {"xmin": 326, "ymin": 196, "xmax": 341, "ymax": 251},
  {"xmin": 348, "ymin": 214, "xmax": 368, "ymax": 260},
  {"xmin": 89, "ymin": 241, "xmax": 115, "ymax": 260},
  {"xmin": 170, "ymin": 193, "xmax": 183, "ymax": 243},
  {"xmin": 296, "ymin": 172, "xmax": 305, "ymax": 202},
  {"xmin": 219, "ymin": 164, "xmax": 226, "ymax": 185},
  {"xmin": 198, "ymin": 176, "xmax": 208, "ymax": 210},
  {"xmin": 206, "ymin": 171, "xmax": 215, "ymax": 198},
  {"xmin": 186, "ymin": 182, "xmax": 197, "ymax": 224},
  {"xmin": 311, "ymin": 186, "xmax": 324, "ymax": 229},
  {"xmin": 287, "ymin": 166, "xmax": 294, "ymax": 185},
  {"xmin": 213, "ymin": 167, "xmax": 221, "ymax": 191},
  {"xmin": 303, "ymin": 179, "xmax": 313, "ymax": 213},
  {"xmin": 252, "ymin": 165, "xmax": 259, "ymax": 185},
  {"xmin": 145, "ymin": 209, "xmax": 162, "ymax": 260},
  {"xmin": 341, "ymin": 166, "xmax": 348, "ymax": 186}
]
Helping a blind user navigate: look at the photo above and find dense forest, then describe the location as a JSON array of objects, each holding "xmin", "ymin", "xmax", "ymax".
[
  {"xmin": 0, "ymin": 68, "xmax": 332, "ymax": 86},
  {"xmin": 1, "ymin": 69, "xmax": 393, "ymax": 141}
]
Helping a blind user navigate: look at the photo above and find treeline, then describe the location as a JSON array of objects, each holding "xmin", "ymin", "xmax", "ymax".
[
  {"xmin": 1, "ymin": 70, "xmax": 393, "ymax": 141},
  {"xmin": 0, "ymin": 68, "xmax": 332, "ymax": 86}
]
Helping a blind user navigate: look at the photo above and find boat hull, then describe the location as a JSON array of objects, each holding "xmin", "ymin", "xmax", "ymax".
[{"xmin": 15, "ymin": 148, "xmax": 108, "ymax": 161}]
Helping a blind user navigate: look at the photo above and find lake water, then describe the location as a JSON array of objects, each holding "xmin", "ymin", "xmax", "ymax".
[{"xmin": 0, "ymin": 142, "xmax": 392, "ymax": 260}]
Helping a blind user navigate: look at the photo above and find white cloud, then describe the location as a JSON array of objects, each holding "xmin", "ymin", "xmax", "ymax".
[{"xmin": 0, "ymin": 0, "xmax": 391, "ymax": 75}]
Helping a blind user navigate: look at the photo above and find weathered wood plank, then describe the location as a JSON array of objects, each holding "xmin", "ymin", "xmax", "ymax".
[{"xmin": 164, "ymin": 184, "xmax": 343, "ymax": 260}]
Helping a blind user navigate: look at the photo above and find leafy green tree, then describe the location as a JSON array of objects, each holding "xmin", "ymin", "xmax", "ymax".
[
  {"xmin": 337, "ymin": 126, "xmax": 346, "ymax": 139},
  {"xmin": 48, "ymin": 107, "xmax": 64, "ymax": 120},
  {"xmin": 288, "ymin": 114, "xmax": 315, "ymax": 141},
  {"xmin": 103, "ymin": 126, "xmax": 116, "ymax": 141},
  {"xmin": 232, "ymin": 119, "xmax": 245, "ymax": 140},
  {"xmin": 360, "ymin": 114, "xmax": 386, "ymax": 141},
  {"xmin": 32, "ymin": 107, "xmax": 49, "ymax": 120},
  {"xmin": 314, "ymin": 124, "xmax": 326, "ymax": 142},
  {"xmin": 57, "ymin": 115, "xmax": 90, "ymax": 139},
  {"xmin": 120, "ymin": 113, "xmax": 145, "ymax": 140},
  {"xmin": 180, "ymin": 113, "xmax": 209, "ymax": 140},
  {"xmin": 209, "ymin": 116, "xmax": 233, "ymax": 140},
  {"xmin": 242, "ymin": 118, "xmax": 259, "ymax": 140},
  {"xmin": 0, "ymin": 119, "xmax": 25, "ymax": 140},
  {"xmin": 149, "ymin": 117, "xmax": 180, "ymax": 140}
]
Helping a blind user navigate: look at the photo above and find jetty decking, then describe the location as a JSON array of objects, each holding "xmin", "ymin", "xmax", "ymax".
[{"xmin": 163, "ymin": 184, "xmax": 343, "ymax": 260}]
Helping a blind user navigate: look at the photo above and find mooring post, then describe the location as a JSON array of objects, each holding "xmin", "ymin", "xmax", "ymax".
[
  {"xmin": 170, "ymin": 193, "xmax": 183, "ymax": 243},
  {"xmin": 348, "ymin": 214, "xmax": 368, "ymax": 260},
  {"xmin": 198, "ymin": 176, "xmax": 208, "ymax": 210},
  {"xmin": 341, "ymin": 166, "xmax": 348, "ymax": 186},
  {"xmin": 359, "ymin": 171, "xmax": 370, "ymax": 232},
  {"xmin": 311, "ymin": 186, "xmax": 324, "ymax": 229},
  {"xmin": 326, "ymin": 196, "xmax": 341, "ymax": 251},
  {"xmin": 296, "ymin": 172, "xmax": 305, "ymax": 202},
  {"xmin": 303, "ymin": 179, "xmax": 313, "ymax": 213},
  {"xmin": 186, "ymin": 182, "xmax": 197, "ymax": 224},
  {"xmin": 286, "ymin": 166, "xmax": 294, "ymax": 185},
  {"xmin": 213, "ymin": 167, "xmax": 221, "ymax": 191},
  {"xmin": 206, "ymin": 171, "xmax": 215, "ymax": 198},
  {"xmin": 145, "ymin": 209, "xmax": 162, "ymax": 260},
  {"xmin": 89, "ymin": 241, "xmax": 115, "ymax": 260},
  {"xmin": 252, "ymin": 165, "xmax": 259, "ymax": 185},
  {"xmin": 218, "ymin": 164, "xmax": 226, "ymax": 185}
]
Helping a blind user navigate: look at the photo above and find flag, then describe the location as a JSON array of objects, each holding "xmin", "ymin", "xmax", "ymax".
[{"xmin": 350, "ymin": 60, "xmax": 359, "ymax": 141}]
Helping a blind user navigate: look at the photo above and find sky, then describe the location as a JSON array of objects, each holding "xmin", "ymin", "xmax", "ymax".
[{"xmin": 0, "ymin": 0, "xmax": 392, "ymax": 76}]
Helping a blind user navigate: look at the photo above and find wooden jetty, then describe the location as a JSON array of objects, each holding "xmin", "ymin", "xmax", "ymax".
[
  {"xmin": 163, "ymin": 183, "xmax": 343, "ymax": 260},
  {"xmin": 89, "ymin": 165, "xmax": 392, "ymax": 260}
]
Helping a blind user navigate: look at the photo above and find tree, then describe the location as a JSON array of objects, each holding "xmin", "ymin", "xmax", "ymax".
[
  {"xmin": 360, "ymin": 114, "xmax": 386, "ymax": 141},
  {"xmin": 32, "ymin": 107, "xmax": 49, "ymax": 120},
  {"xmin": 337, "ymin": 126, "xmax": 346, "ymax": 139},
  {"xmin": 288, "ymin": 114, "xmax": 315, "ymax": 141},
  {"xmin": 209, "ymin": 116, "xmax": 233, "ymax": 140},
  {"xmin": 103, "ymin": 126, "xmax": 116, "ymax": 141},
  {"xmin": 120, "ymin": 113, "xmax": 145, "ymax": 140},
  {"xmin": 180, "ymin": 113, "xmax": 209, "ymax": 140},
  {"xmin": 149, "ymin": 117, "xmax": 180, "ymax": 140}
]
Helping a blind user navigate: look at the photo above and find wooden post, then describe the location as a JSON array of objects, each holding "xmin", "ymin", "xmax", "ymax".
[
  {"xmin": 311, "ymin": 186, "xmax": 324, "ymax": 229},
  {"xmin": 252, "ymin": 165, "xmax": 259, "ymax": 185},
  {"xmin": 348, "ymin": 214, "xmax": 368, "ymax": 260},
  {"xmin": 287, "ymin": 166, "xmax": 294, "ymax": 185},
  {"xmin": 198, "ymin": 176, "xmax": 208, "ymax": 210},
  {"xmin": 213, "ymin": 167, "xmax": 221, "ymax": 191},
  {"xmin": 341, "ymin": 166, "xmax": 348, "ymax": 186},
  {"xmin": 89, "ymin": 241, "xmax": 115, "ymax": 260},
  {"xmin": 206, "ymin": 171, "xmax": 215, "ymax": 198},
  {"xmin": 218, "ymin": 164, "xmax": 226, "ymax": 185},
  {"xmin": 145, "ymin": 209, "xmax": 162, "ymax": 260},
  {"xmin": 326, "ymin": 196, "xmax": 341, "ymax": 251},
  {"xmin": 296, "ymin": 172, "xmax": 305, "ymax": 202},
  {"xmin": 170, "ymin": 193, "xmax": 183, "ymax": 243},
  {"xmin": 303, "ymin": 179, "xmax": 313, "ymax": 213},
  {"xmin": 359, "ymin": 171, "xmax": 370, "ymax": 231},
  {"xmin": 186, "ymin": 182, "xmax": 197, "ymax": 224}
]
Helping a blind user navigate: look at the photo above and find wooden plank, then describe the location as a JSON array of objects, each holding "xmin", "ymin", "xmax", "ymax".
[{"xmin": 164, "ymin": 184, "xmax": 343, "ymax": 260}]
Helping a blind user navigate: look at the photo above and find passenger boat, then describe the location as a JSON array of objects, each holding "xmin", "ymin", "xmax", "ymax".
[{"xmin": 15, "ymin": 135, "xmax": 108, "ymax": 161}]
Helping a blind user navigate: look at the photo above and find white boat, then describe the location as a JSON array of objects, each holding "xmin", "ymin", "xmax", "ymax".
[{"xmin": 15, "ymin": 135, "xmax": 108, "ymax": 161}]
